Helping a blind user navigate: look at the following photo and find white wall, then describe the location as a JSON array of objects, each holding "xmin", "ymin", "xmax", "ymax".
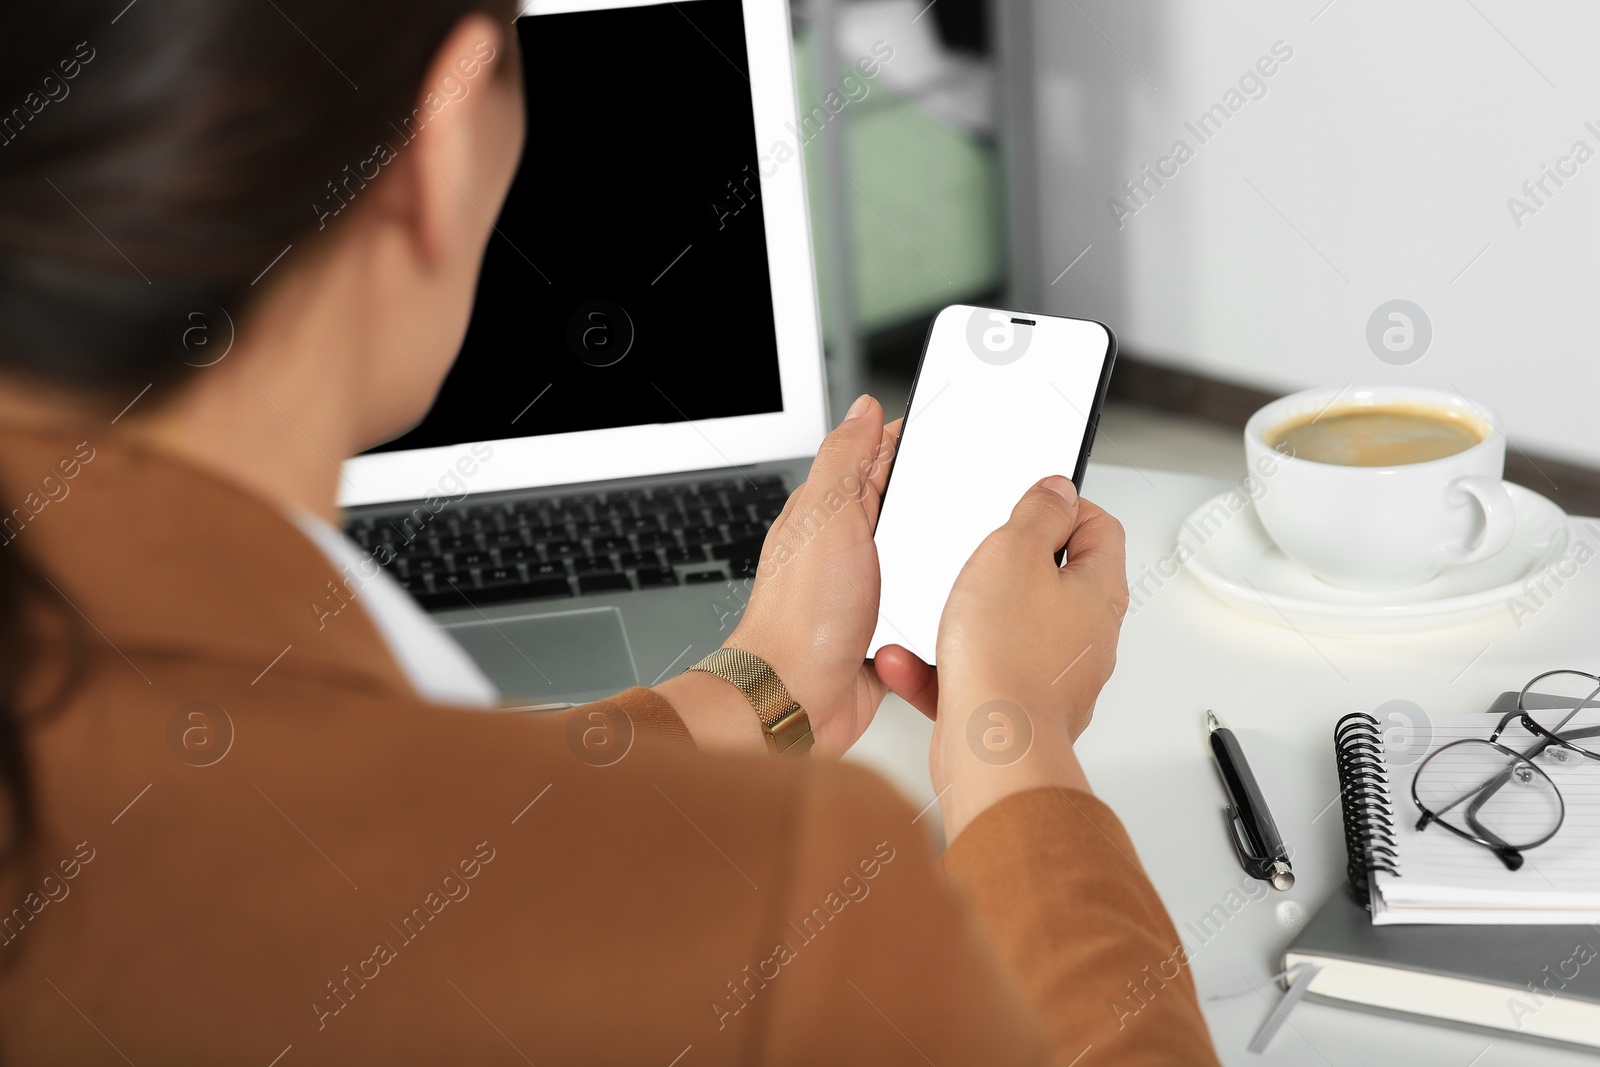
[{"xmin": 1017, "ymin": 0, "xmax": 1600, "ymax": 466}]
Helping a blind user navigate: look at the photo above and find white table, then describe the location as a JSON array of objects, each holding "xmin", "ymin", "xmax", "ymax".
[{"xmin": 847, "ymin": 462, "xmax": 1600, "ymax": 1067}]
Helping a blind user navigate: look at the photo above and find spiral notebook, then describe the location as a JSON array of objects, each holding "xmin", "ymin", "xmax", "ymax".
[{"xmin": 1335, "ymin": 706, "xmax": 1600, "ymax": 925}]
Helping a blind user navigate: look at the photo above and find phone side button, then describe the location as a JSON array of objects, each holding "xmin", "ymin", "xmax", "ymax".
[{"xmin": 1084, "ymin": 413, "xmax": 1100, "ymax": 459}]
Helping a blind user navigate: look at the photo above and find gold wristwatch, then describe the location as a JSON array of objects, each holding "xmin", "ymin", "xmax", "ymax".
[{"xmin": 684, "ymin": 647, "xmax": 814, "ymax": 757}]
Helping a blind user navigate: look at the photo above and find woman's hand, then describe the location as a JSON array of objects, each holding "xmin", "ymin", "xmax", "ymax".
[
  {"xmin": 720, "ymin": 394, "xmax": 902, "ymax": 757},
  {"xmin": 878, "ymin": 477, "xmax": 1130, "ymax": 840}
]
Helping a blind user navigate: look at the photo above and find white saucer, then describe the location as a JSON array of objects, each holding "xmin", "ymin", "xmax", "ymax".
[{"xmin": 1179, "ymin": 483, "xmax": 1576, "ymax": 633}]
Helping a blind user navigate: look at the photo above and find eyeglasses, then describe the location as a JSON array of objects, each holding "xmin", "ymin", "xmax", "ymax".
[{"xmin": 1411, "ymin": 670, "xmax": 1600, "ymax": 871}]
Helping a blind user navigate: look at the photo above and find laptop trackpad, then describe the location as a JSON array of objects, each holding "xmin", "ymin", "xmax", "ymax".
[{"xmin": 445, "ymin": 606, "xmax": 639, "ymax": 705}]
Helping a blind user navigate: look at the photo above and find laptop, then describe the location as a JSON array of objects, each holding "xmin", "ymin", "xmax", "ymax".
[{"xmin": 338, "ymin": 0, "xmax": 829, "ymax": 706}]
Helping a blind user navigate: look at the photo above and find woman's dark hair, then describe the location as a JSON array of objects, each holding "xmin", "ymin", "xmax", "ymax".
[{"xmin": 0, "ymin": 0, "xmax": 516, "ymax": 873}]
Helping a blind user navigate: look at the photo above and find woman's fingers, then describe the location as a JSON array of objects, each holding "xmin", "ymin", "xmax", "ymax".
[
  {"xmin": 726, "ymin": 395, "xmax": 904, "ymax": 757},
  {"xmin": 860, "ymin": 417, "xmax": 901, "ymax": 526},
  {"xmin": 1060, "ymin": 497, "xmax": 1130, "ymax": 608},
  {"xmin": 775, "ymin": 394, "xmax": 888, "ymax": 535},
  {"xmin": 873, "ymin": 644, "xmax": 940, "ymax": 721}
]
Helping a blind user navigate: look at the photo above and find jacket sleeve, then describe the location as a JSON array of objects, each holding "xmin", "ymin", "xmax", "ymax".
[
  {"xmin": 738, "ymin": 760, "xmax": 1060, "ymax": 1065},
  {"xmin": 577, "ymin": 690, "xmax": 1220, "ymax": 1064},
  {"xmin": 562, "ymin": 685, "xmax": 697, "ymax": 749},
  {"xmin": 942, "ymin": 787, "xmax": 1223, "ymax": 1066}
]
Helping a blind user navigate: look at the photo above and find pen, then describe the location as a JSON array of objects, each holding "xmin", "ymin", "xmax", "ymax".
[{"xmin": 1206, "ymin": 710, "xmax": 1294, "ymax": 891}]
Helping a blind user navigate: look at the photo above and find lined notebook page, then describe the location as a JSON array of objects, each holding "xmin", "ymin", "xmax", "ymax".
[{"xmin": 1371, "ymin": 713, "xmax": 1600, "ymax": 924}]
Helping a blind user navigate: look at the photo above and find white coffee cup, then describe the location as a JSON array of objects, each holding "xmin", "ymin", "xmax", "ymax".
[{"xmin": 1243, "ymin": 386, "xmax": 1517, "ymax": 590}]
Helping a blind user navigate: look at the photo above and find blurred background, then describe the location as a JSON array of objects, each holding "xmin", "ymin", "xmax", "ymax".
[{"xmin": 790, "ymin": 0, "xmax": 1600, "ymax": 514}]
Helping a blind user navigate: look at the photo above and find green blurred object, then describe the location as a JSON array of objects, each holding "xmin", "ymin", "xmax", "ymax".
[{"xmin": 794, "ymin": 32, "xmax": 1003, "ymax": 342}]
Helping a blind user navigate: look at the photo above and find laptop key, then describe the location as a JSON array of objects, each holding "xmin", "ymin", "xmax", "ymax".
[
  {"xmin": 390, "ymin": 541, "xmax": 435, "ymax": 562},
  {"xmin": 579, "ymin": 573, "xmax": 633, "ymax": 594},
  {"xmin": 509, "ymin": 505, "xmax": 549, "ymax": 526},
  {"xmin": 547, "ymin": 541, "xmax": 584, "ymax": 559},
  {"xmin": 729, "ymin": 487, "xmax": 788, "ymax": 506},
  {"xmin": 412, "ymin": 588, "xmax": 462, "ymax": 611},
  {"xmin": 727, "ymin": 521, "xmax": 764, "ymax": 541},
  {"xmin": 636, "ymin": 531, "xmax": 675, "ymax": 549},
  {"xmin": 439, "ymin": 535, "xmax": 478, "ymax": 554},
  {"xmin": 681, "ymin": 525, "xmax": 721, "ymax": 545},
  {"xmin": 620, "ymin": 516, "xmax": 659, "ymax": 534},
  {"xmin": 619, "ymin": 551, "xmax": 659, "ymax": 570},
  {"xmin": 711, "ymin": 537, "xmax": 765, "ymax": 564},
  {"xmin": 486, "ymin": 530, "xmax": 525, "ymax": 550},
  {"xmin": 665, "ymin": 545, "xmax": 707, "ymax": 564},
  {"xmin": 574, "ymin": 556, "xmax": 615, "ymax": 576},
  {"xmin": 474, "ymin": 576, "xmax": 573, "ymax": 605},
  {"xmin": 756, "ymin": 500, "xmax": 785, "ymax": 521},
  {"xmin": 684, "ymin": 569, "xmax": 724, "ymax": 584},
  {"xmin": 480, "ymin": 567, "xmax": 522, "ymax": 589},
  {"xmin": 429, "ymin": 574, "xmax": 476, "ymax": 606},
  {"xmin": 525, "ymin": 526, "xmax": 569, "ymax": 543},
  {"xmin": 636, "ymin": 567, "xmax": 677, "ymax": 587},
  {"xmin": 529, "ymin": 560, "xmax": 566, "ymax": 579},
  {"xmin": 706, "ymin": 507, "xmax": 740, "ymax": 525},
  {"xmin": 453, "ymin": 551, "xmax": 492, "ymax": 570},
  {"xmin": 591, "ymin": 535, "xmax": 630, "ymax": 554},
  {"xmin": 577, "ymin": 520, "xmax": 614, "ymax": 540}
]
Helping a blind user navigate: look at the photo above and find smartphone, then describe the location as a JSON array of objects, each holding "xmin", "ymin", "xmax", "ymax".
[{"xmin": 868, "ymin": 305, "xmax": 1116, "ymax": 664}]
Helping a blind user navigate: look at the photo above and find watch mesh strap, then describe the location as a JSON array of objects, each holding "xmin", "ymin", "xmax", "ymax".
[{"xmin": 684, "ymin": 648, "xmax": 814, "ymax": 757}]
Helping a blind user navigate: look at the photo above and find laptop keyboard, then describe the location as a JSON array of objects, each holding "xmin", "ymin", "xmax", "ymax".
[{"xmin": 344, "ymin": 474, "xmax": 789, "ymax": 612}]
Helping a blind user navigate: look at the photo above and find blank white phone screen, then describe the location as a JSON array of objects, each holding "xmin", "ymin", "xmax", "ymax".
[{"xmin": 868, "ymin": 305, "xmax": 1111, "ymax": 664}]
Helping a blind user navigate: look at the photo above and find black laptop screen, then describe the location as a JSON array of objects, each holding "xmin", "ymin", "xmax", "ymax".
[{"xmin": 369, "ymin": 0, "xmax": 785, "ymax": 455}]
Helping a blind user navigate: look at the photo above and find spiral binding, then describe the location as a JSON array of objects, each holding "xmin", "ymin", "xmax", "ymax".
[{"xmin": 1334, "ymin": 712, "xmax": 1400, "ymax": 907}]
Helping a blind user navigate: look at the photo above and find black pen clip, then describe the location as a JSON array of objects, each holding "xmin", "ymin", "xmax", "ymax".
[
  {"xmin": 1225, "ymin": 806, "xmax": 1295, "ymax": 890},
  {"xmin": 1225, "ymin": 805, "xmax": 1271, "ymax": 879}
]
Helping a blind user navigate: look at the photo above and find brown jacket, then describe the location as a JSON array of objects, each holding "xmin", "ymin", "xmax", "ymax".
[{"xmin": 0, "ymin": 425, "xmax": 1220, "ymax": 1065}]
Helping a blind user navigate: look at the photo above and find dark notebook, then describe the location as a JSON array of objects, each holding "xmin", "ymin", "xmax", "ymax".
[{"xmin": 1285, "ymin": 890, "xmax": 1600, "ymax": 1049}]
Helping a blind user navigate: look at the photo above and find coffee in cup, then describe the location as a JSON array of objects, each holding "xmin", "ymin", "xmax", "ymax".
[
  {"xmin": 1266, "ymin": 405, "xmax": 1484, "ymax": 468},
  {"xmin": 1243, "ymin": 387, "xmax": 1517, "ymax": 590}
]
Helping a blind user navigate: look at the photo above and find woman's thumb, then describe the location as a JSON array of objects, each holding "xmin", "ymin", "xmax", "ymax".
[
  {"xmin": 812, "ymin": 394, "xmax": 884, "ymax": 476},
  {"xmin": 1000, "ymin": 476, "xmax": 1079, "ymax": 557}
]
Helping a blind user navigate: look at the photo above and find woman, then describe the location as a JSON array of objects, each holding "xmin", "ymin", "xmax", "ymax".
[{"xmin": 0, "ymin": 2, "xmax": 1220, "ymax": 1063}]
